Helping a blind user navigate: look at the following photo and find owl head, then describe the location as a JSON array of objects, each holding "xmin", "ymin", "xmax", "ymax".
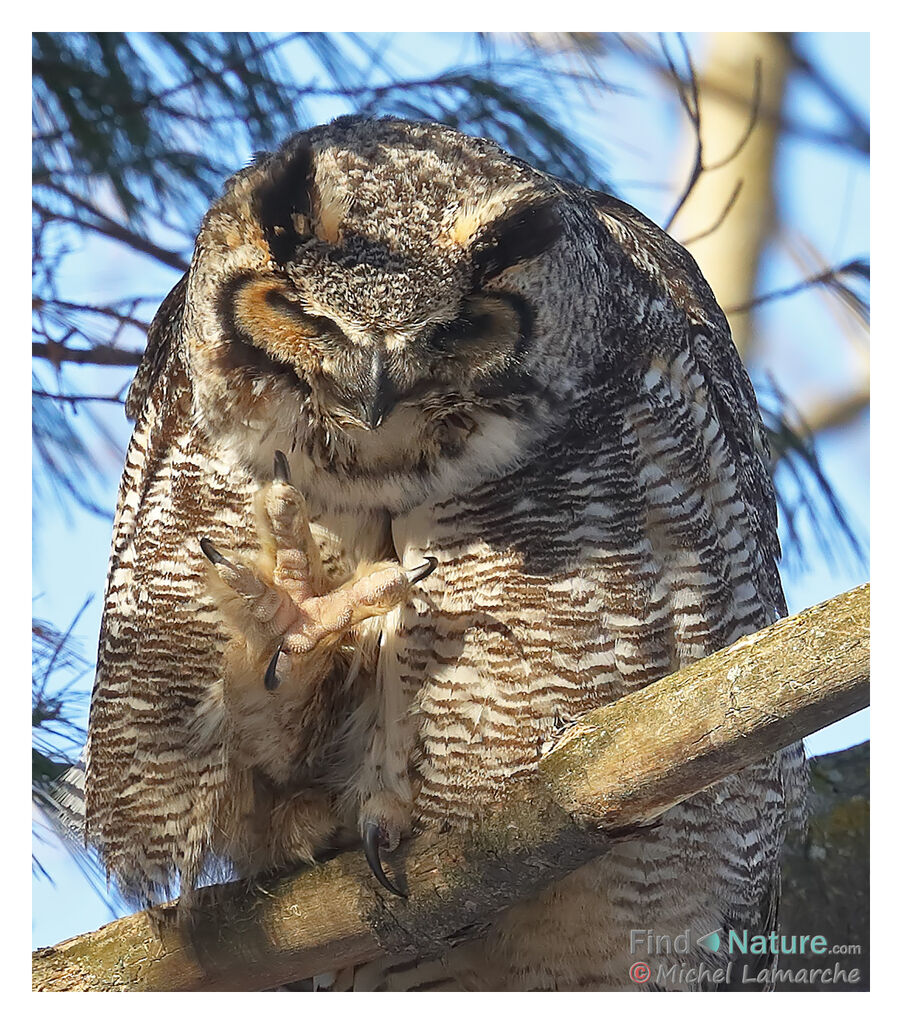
[{"xmin": 177, "ymin": 117, "xmax": 601, "ymax": 511}]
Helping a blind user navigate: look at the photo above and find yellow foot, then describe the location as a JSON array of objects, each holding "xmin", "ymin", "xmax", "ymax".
[{"xmin": 200, "ymin": 451, "xmax": 436, "ymax": 691}]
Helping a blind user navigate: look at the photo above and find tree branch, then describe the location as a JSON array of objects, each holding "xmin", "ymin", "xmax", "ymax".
[
  {"xmin": 33, "ymin": 297, "xmax": 151, "ymax": 333},
  {"xmin": 776, "ymin": 33, "xmax": 870, "ymax": 155},
  {"xmin": 32, "ymin": 199, "xmax": 189, "ymax": 273},
  {"xmin": 32, "ymin": 584, "xmax": 869, "ymax": 992},
  {"xmin": 797, "ymin": 385, "xmax": 870, "ymax": 436},
  {"xmin": 32, "ymin": 389, "xmax": 126, "ymax": 406},
  {"xmin": 32, "ymin": 341, "xmax": 143, "ymax": 368},
  {"xmin": 725, "ymin": 258, "xmax": 870, "ymax": 315}
]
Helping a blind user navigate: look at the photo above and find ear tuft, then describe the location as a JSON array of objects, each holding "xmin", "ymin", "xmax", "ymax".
[{"xmin": 255, "ymin": 139, "xmax": 315, "ymax": 265}]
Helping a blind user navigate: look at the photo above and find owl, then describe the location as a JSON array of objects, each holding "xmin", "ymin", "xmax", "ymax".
[{"xmin": 83, "ymin": 116, "xmax": 806, "ymax": 990}]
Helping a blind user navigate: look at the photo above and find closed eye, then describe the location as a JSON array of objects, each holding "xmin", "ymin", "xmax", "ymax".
[
  {"xmin": 263, "ymin": 289, "xmax": 348, "ymax": 348},
  {"xmin": 428, "ymin": 292, "xmax": 532, "ymax": 356},
  {"xmin": 216, "ymin": 270, "xmax": 348, "ymax": 382},
  {"xmin": 430, "ymin": 303, "xmax": 495, "ymax": 352}
]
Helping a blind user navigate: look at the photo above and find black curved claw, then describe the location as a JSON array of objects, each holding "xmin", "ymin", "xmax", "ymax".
[
  {"xmin": 200, "ymin": 537, "xmax": 228, "ymax": 565},
  {"xmin": 363, "ymin": 821, "xmax": 406, "ymax": 898},
  {"xmin": 273, "ymin": 450, "xmax": 291, "ymax": 484},
  {"xmin": 404, "ymin": 555, "xmax": 438, "ymax": 585},
  {"xmin": 264, "ymin": 639, "xmax": 284, "ymax": 691}
]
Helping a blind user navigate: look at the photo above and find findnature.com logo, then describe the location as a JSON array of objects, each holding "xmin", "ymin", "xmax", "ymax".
[{"xmin": 629, "ymin": 929, "xmax": 862, "ymax": 987}]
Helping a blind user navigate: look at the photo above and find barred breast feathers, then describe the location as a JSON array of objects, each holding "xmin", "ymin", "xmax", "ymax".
[{"xmin": 80, "ymin": 120, "xmax": 805, "ymax": 990}]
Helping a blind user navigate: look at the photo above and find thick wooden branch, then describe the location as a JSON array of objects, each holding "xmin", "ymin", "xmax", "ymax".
[
  {"xmin": 540, "ymin": 582, "xmax": 869, "ymax": 826},
  {"xmin": 33, "ymin": 584, "xmax": 869, "ymax": 992}
]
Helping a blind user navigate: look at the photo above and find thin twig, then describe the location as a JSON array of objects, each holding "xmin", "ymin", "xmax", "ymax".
[
  {"xmin": 726, "ymin": 259, "xmax": 869, "ymax": 314},
  {"xmin": 660, "ymin": 34, "xmax": 763, "ymax": 232},
  {"xmin": 40, "ymin": 596, "xmax": 93, "ymax": 691},
  {"xmin": 777, "ymin": 33, "xmax": 869, "ymax": 153},
  {"xmin": 680, "ymin": 179, "xmax": 744, "ymax": 246},
  {"xmin": 631, "ymin": 43, "xmax": 868, "ymax": 158},
  {"xmin": 34, "ymin": 297, "xmax": 151, "ymax": 332},
  {"xmin": 32, "ymin": 200, "xmax": 189, "ymax": 273},
  {"xmin": 661, "ymin": 33, "xmax": 702, "ymax": 231},
  {"xmin": 33, "ymin": 390, "xmax": 126, "ymax": 406}
]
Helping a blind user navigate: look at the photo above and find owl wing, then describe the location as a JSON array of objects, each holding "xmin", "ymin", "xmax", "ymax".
[
  {"xmin": 124, "ymin": 273, "xmax": 187, "ymax": 420},
  {"xmin": 84, "ymin": 276, "xmax": 258, "ymax": 902},
  {"xmin": 376, "ymin": 192, "xmax": 806, "ymax": 989}
]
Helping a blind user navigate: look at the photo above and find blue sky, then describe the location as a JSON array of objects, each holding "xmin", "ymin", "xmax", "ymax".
[{"xmin": 32, "ymin": 32, "xmax": 869, "ymax": 949}]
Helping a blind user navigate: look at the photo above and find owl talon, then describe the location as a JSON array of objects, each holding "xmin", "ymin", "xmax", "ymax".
[
  {"xmin": 264, "ymin": 640, "xmax": 284, "ymax": 691},
  {"xmin": 206, "ymin": 477, "xmax": 432, "ymax": 685},
  {"xmin": 273, "ymin": 450, "xmax": 291, "ymax": 484},
  {"xmin": 363, "ymin": 820, "xmax": 406, "ymax": 898},
  {"xmin": 200, "ymin": 537, "xmax": 232, "ymax": 567},
  {"xmin": 403, "ymin": 556, "xmax": 438, "ymax": 585}
]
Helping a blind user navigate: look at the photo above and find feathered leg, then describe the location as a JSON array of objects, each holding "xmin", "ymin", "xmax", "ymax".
[{"xmin": 199, "ymin": 453, "xmax": 434, "ymax": 881}]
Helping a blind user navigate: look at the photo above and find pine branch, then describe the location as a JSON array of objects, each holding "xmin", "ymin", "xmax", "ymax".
[
  {"xmin": 32, "ymin": 199, "xmax": 189, "ymax": 273},
  {"xmin": 726, "ymin": 259, "xmax": 870, "ymax": 315},
  {"xmin": 32, "ymin": 341, "xmax": 143, "ymax": 368},
  {"xmin": 33, "ymin": 584, "xmax": 869, "ymax": 992},
  {"xmin": 797, "ymin": 386, "xmax": 870, "ymax": 436}
]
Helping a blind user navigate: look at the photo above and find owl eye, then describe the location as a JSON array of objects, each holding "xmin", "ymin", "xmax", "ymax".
[
  {"xmin": 256, "ymin": 139, "xmax": 315, "ymax": 265},
  {"xmin": 429, "ymin": 293, "xmax": 531, "ymax": 354},
  {"xmin": 215, "ymin": 271, "xmax": 347, "ymax": 388},
  {"xmin": 430, "ymin": 303, "xmax": 494, "ymax": 352},
  {"xmin": 471, "ymin": 197, "xmax": 562, "ymax": 283},
  {"xmin": 263, "ymin": 289, "xmax": 348, "ymax": 348}
]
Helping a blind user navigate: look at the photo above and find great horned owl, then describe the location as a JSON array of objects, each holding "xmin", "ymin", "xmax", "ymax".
[{"xmin": 83, "ymin": 116, "xmax": 806, "ymax": 990}]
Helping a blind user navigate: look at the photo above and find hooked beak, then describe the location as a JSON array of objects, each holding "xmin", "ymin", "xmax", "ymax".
[{"xmin": 356, "ymin": 349, "xmax": 397, "ymax": 430}]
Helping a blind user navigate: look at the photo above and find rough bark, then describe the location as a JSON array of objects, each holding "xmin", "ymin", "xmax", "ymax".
[
  {"xmin": 540, "ymin": 582, "xmax": 868, "ymax": 826},
  {"xmin": 33, "ymin": 584, "xmax": 869, "ymax": 992}
]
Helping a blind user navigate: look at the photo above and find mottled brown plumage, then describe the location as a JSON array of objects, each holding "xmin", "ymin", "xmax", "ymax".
[{"xmin": 83, "ymin": 116, "xmax": 806, "ymax": 989}]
